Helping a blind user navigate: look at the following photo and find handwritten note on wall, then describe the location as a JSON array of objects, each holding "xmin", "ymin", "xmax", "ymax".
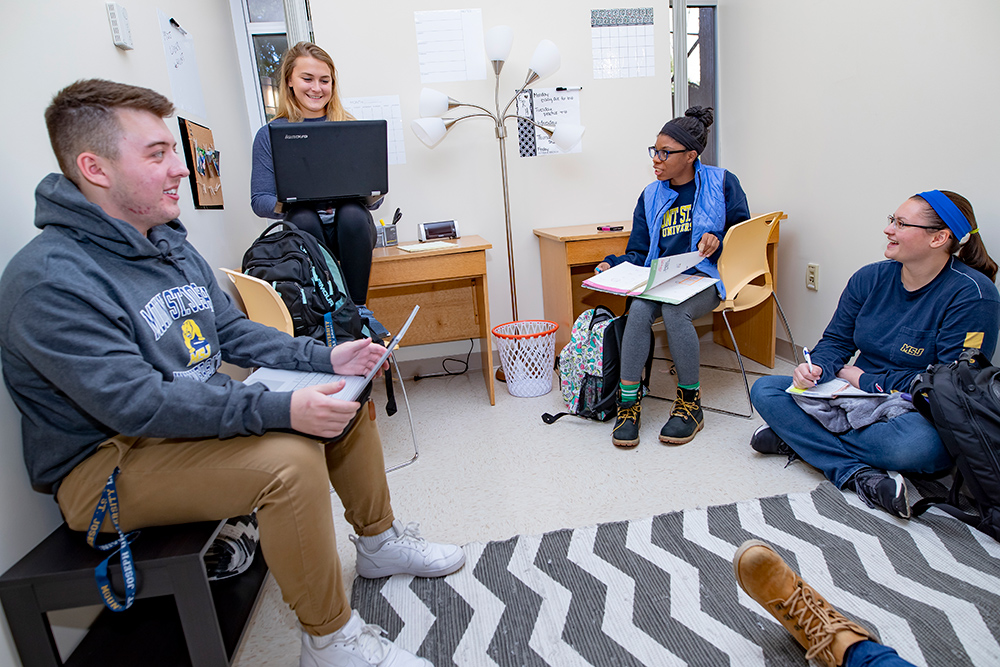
[
  {"xmin": 157, "ymin": 10, "xmax": 206, "ymax": 118},
  {"xmin": 516, "ymin": 88, "xmax": 583, "ymax": 157}
]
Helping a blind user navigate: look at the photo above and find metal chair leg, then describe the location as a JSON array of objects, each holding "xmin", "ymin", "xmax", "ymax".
[
  {"xmin": 772, "ymin": 293, "xmax": 800, "ymax": 366},
  {"xmin": 385, "ymin": 351, "xmax": 419, "ymax": 473},
  {"xmin": 702, "ymin": 309, "xmax": 754, "ymax": 419}
]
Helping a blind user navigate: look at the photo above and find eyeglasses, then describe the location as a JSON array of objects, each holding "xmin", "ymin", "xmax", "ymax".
[
  {"xmin": 648, "ymin": 146, "xmax": 689, "ymax": 161},
  {"xmin": 886, "ymin": 215, "xmax": 944, "ymax": 231}
]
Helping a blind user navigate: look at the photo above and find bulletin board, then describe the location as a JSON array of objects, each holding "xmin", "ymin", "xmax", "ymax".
[{"xmin": 178, "ymin": 117, "xmax": 223, "ymax": 209}]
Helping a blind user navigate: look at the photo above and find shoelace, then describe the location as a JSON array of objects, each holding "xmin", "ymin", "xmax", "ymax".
[
  {"xmin": 670, "ymin": 396, "xmax": 698, "ymax": 420},
  {"xmin": 770, "ymin": 583, "xmax": 867, "ymax": 663},
  {"xmin": 312, "ymin": 619, "xmax": 390, "ymax": 662},
  {"xmin": 394, "ymin": 521, "xmax": 429, "ymax": 551},
  {"xmin": 351, "ymin": 622, "xmax": 391, "ymax": 662},
  {"xmin": 616, "ymin": 403, "xmax": 640, "ymax": 426}
]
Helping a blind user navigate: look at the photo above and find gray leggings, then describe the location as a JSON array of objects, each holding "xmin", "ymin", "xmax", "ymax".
[{"xmin": 619, "ymin": 280, "xmax": 721, "ymax": 386}]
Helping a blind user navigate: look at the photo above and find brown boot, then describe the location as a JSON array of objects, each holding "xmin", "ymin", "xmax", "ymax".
[{"xmin": 733, "ymin": 540, "xmax": 874, "ymax": 667}]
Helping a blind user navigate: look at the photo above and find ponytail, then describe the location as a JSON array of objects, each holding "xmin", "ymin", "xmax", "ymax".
[{"xmin": 913, "ymin": 190, "xmax": 997, "ymax": 282}]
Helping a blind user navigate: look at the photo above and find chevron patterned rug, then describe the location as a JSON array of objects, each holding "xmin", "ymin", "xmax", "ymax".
[{"xmin": 351, "ymin": 482, "xmax": 1000, "ymax": 666}]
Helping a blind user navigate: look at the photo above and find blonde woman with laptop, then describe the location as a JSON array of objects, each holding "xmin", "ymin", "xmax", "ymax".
[{"xmin": 251, "ymin": 42, "xmax": 388, "ymax": 338}]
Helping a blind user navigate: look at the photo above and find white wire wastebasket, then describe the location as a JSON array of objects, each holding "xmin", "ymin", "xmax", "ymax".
[{"xmin": 492, "ymin": 320, "xmax": 559, "ymax": 398}]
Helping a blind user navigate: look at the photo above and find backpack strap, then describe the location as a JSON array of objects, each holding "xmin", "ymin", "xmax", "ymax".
[{"xmin": 541, "ymin": 411, "xmax": 573, "ymax": 424}]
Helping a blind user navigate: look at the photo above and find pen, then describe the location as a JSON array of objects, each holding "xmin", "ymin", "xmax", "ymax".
[
  {"xmin": 597, "ymin": 225, "xmax": 624, "ymax": 232},
  {"xmin": 169, "ymin": 18, "xmax": 187, "ymax": 35},
  {"xmin": 378, "ymin": 218, "xmax": 386, "ymax": 226},
  {"xmin": 803, "ymin": 347, "xmax": 815, "ymax": 374},
  {"xmin": 555, "ymin": 87, "xmax": 583, "ymax": 91}
]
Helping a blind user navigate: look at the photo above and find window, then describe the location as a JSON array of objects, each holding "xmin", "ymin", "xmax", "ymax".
[
  {"xmin": 671, "ymin": 2, "xmax": 718, "ymax": 165},
  {"xmin": 230, "ymin": 0, "xmax": 312, "ymax": 130}
]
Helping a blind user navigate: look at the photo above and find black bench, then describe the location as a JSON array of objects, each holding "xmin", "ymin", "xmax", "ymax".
[{"xmin": 0, "ymin": 520, "xmax": 268, "ymax": 667}]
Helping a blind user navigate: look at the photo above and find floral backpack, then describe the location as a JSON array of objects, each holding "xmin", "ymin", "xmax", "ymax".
[{"xmin": 542, "ymin": 306, "xmax": 653, "ymax": 424}]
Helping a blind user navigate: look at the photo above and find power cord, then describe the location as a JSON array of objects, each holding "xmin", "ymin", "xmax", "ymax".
[{"xmin": 413, "ymin": 338, "xmax": 474, "ymax": 381}]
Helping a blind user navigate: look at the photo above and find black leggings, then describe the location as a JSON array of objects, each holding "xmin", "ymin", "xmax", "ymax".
[{"xmin": 286, "ymin": 201, "xmax": 377, "ymax": 305}]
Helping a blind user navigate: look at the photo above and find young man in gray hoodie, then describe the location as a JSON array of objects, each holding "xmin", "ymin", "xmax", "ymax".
[{"xmin": 0, "ymin": 79, "xmax": 459, "ymax": 667}]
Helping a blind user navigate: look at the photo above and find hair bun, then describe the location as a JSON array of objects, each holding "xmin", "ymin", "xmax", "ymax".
[{"xmin": 684, "ymin": 106, "xmax": 714, "ymax": 129}]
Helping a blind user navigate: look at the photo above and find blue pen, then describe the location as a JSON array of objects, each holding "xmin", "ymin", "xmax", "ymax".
[{"xmin": 803, "ymin": 347, "xmax": 815, "ymax": 374}]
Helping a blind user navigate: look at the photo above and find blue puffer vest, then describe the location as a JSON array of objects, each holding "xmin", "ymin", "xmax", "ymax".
[{"xmin": 642, "ymin": 160, "xmax": 727, "ymax": 298}]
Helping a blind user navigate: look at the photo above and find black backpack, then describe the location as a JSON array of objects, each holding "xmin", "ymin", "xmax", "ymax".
[
  {"xmin": 242, "ymin": 222, "xmax": 364, "ymax": 346},
  {"xmin": 242, "ymin": 221, "xmax": 396, "ymax": 415},
  {"xmin": 910, "ymin": 348, "xmax": 1000, "ymax": 540},
  {"xmin": 542, "ymin": 305, "xmax": 653, "ymax": 424}
]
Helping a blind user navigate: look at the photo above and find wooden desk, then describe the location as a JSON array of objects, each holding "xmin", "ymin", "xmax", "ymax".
[
  {"xmin": 367, "ymin": 236, "xmax": 496, "ymax": 405},
  {"xmin": 533, "ymin": 221, "xmax": 782, "ymax": 368},
  {"xmin": 534, "ymin": 223, "xmax": 632, "ymax": 351}
]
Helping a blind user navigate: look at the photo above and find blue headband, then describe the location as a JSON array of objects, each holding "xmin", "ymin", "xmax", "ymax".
[{"xmin": 916, "ymin": 190, "xmax": 972, "ymax": 241}]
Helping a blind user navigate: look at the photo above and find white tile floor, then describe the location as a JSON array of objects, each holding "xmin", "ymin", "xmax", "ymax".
[{"xmin": 232, "ymin": 337, "xmax": 825, "ymax": 666}]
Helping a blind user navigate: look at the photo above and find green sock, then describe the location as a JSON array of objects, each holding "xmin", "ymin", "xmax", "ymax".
[
  {"xmin": 619, "ymin": 382, "xmax": 640, "ymax": 402},
  {"xmin": 678, "ymin": 382, "xmax": 700, "ymax": 391}
]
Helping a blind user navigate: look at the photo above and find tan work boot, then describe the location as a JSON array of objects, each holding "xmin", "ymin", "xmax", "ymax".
[{"xmin": 733, "ymin": 540, "xmax": 874, "ymax": 667}]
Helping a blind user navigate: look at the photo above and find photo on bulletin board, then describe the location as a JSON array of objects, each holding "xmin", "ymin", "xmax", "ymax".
[{"xmin": 178, "ymin": 117, "xmax": 223, "ymax": 209}]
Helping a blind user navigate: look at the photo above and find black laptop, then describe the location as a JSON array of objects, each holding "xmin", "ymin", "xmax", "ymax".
[{"xmin": 269, "ymin": 119, "xmax": 388, "ymax": 207}]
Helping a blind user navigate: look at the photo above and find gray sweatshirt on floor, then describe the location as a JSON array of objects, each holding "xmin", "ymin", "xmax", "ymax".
[{"xmin": 0, "ymin": 174, "xmax": 334, "ymax": 493}]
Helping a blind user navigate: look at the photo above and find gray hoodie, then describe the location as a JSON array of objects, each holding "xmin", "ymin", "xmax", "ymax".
[{"xmin": 0, "ymin": 174, "xmax": 334, "ymax": 493}]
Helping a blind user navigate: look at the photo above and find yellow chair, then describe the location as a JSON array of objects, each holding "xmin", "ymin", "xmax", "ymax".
[
  {"xmin": 220, "ymin": 268, "xmax": 418, "ymax": 472},
  {"xmin": 219, "ymin": 269, "xmax": 294, "ymax": 335},
  {"xmin": 708, "ymin": 210, "xmax": 799, "ymax": 417}
]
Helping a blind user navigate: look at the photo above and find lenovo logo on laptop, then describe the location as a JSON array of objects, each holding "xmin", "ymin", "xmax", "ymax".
[{"xmin": 284, "ymin": 134, "xmax": 308, "ymax": 139}]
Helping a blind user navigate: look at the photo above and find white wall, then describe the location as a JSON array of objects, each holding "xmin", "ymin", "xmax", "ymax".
[
  {"xmin": 716, "ymin": 0, "xmax": 1000, "ymax": 349},
  {"xmin": 0, "ymin": 2, "xmax": 258, "ymax": 664}
]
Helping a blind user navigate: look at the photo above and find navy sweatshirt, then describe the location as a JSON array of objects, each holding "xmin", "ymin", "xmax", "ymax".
[{"xmin": 809, "ymin": 258, "xmax": 1000, "ymax": 394}]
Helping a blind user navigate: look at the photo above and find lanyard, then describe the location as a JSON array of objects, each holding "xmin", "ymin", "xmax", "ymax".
[{"xmin": 86, "ymin": 467, "xmax": 139, "ymax": 612}]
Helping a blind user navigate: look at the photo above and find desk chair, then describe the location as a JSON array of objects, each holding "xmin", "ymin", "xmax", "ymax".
[
  {"xmin": 650, "ymin": 211, "xmax": 798, "ymax": 419},
  {"xmin": 706, "ymin": 211, "xmax": 798, "ymax": 417},
  {"xmin": 220, "ymin": 269, "xmax": 418, "ymax": 472}
]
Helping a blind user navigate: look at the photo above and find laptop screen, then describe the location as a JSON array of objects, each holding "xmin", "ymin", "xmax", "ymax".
[{"xmin": 269, "ymin": 119, "xmax": 388, "ymax": 206}]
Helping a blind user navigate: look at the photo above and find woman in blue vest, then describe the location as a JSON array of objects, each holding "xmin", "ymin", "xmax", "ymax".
[
  {"xmin": 251, "ymin": 42, "xmax": 388, "ymax": 338},
  {"xmin": 750, "ymin": 191, "xmax": 999, "ymax": 518},
  {"xmin": 595, "ymin": 107, "xmax": 750, "ymax": 448}
]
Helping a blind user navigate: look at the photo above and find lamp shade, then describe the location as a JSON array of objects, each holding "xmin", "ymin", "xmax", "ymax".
[
  {"xmin": 485, "ymin": 25, "xmax": 513, "ymax": 62},
  {"xmin": 550, "ymin": 123, "xmax": 585, "ymax": 152},
  {"xmin": 411, "ymin": 117, "xmax": 449, "ymax": 147},
  {"xmin": 419, "ymin": 88, "xmax": 451, "ymax": 117},
  {"xmin": 528, "ymin": 39, "xmax": 561, "ymax": 79}
]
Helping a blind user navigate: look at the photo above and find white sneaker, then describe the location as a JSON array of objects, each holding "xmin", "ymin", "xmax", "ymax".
[
  {"xmin": 300, "ymin": 611, "xmax": 432, "ymax": 667},
  {"xmin": 350, "ymin": 520, "xmax": 466, "ymax": 578}
]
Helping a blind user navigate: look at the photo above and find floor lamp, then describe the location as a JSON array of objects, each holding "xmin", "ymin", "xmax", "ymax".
[{"xmin": 411, "ymin": 26, "xmax": 585, "ymax": 323}]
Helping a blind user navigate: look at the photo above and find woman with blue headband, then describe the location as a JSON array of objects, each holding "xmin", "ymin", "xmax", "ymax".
[{"xmin": 749, "ymin": 190, "xmax": 999, "ymax": 518}]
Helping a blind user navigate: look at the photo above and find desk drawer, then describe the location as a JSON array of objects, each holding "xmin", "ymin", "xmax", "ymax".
[
  {"xmin": 370, "ymin": 250, "xmax": 486, "ymax": 287},
  {"xmin": 566, "ymin": 238, "xmax": 629, "ymax": 265}
]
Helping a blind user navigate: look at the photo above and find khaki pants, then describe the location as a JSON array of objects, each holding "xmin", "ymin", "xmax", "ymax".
[{"xmin": 56, "ymin": 402, "xmax": 393, "ymax": 636}]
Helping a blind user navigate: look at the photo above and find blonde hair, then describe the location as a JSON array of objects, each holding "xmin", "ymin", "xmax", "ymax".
[{"xmin": 275, "ymin": 42, "xmax": 354, "ymax": 122}]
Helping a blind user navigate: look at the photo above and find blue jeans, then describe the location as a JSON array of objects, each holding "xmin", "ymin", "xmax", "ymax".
[
  {"xmin": 750, "ymin": 375, "xmax": 951, "ymax": 487},
  {"xmin": 846, "ymin": 640, "xmax": 915, "ymax": 667}
]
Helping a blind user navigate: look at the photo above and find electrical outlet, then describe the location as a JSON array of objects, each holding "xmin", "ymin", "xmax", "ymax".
[{"xmin": 806, "ymin": 263, "xmax": 819, "ymax": 291}]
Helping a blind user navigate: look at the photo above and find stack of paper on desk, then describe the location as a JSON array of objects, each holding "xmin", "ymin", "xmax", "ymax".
[{"xmin": 582, "ymin": 251, "xmax": 718, "ymax": 304}]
